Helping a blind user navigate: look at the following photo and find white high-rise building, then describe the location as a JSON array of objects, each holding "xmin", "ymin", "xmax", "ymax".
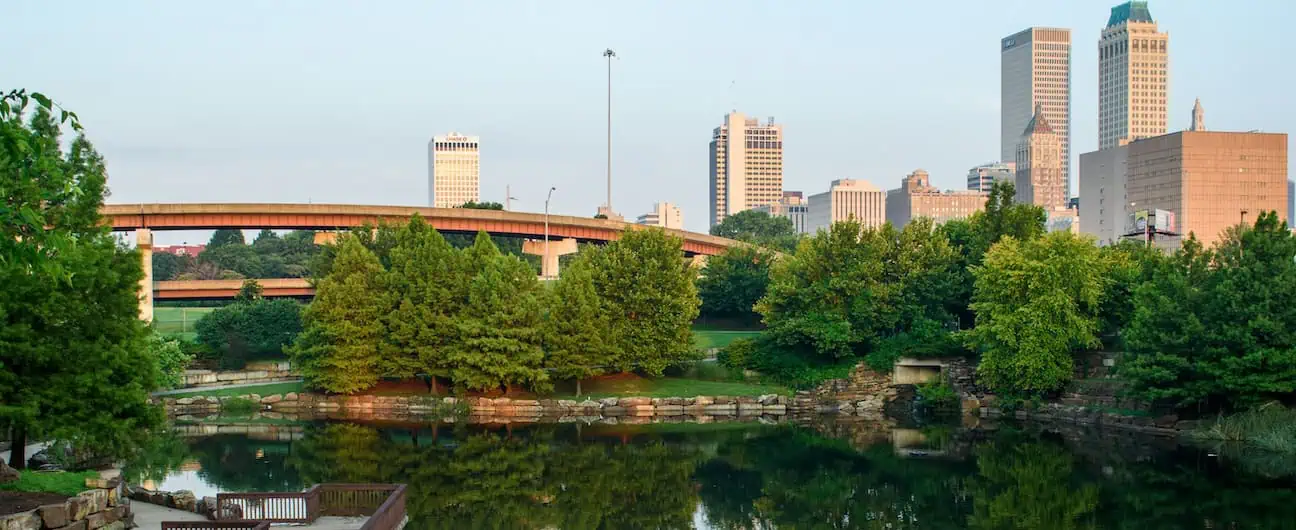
[
  {"xmin": 754, "ymin": 191, "xmax": 809, "ymax": 234},
  {"xmin": 1099, "ymin": 1, "xmax": 1168, "ymax": 150},
  {"xmin": 635, "ymin": 202, "xmax": 683, "ymax": 230},
  {"xmin": 1002, "ymin": 27, "xmax": 1072, "ymax": 196},
  {"xmin": 709, "ymin": 112, "xmax": 784, "ymax": 228},
  {"xmin": 428, "ymin": 133, "xmax": 480, "ymax": 208},
  {"xmin": 806, "ymin": 179, "xmax": 885, "ymax": 234}
]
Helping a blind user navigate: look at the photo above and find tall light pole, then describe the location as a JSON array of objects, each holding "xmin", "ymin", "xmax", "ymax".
[
  {"xmin": 506, "ymin": 185, "xmax": 519, "ymax": 211},
  {"xmin": 545, "ymin": 186, "xmax": 556, "ymax": 278},
  {"xmin": 603, "ymin": 48, "xmax": 616, "ymax": 215}
]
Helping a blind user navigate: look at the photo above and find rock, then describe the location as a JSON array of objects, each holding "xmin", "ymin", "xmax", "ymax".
[
  {"xmin": 619, "ymin": 397, "xmax": 651, "ymax": 407},
  {"xmin": 200, "ymin": 497, "xmax": 218, "ymax": 518},
  {"xmin": 655, "ymin": 405, "xmax": 684, "ymax": 415},
  {"xmin": 577, "ymin": 400, "xmax": 598, "ymax": 409},
  {"xmin": 100, "ymin": 522, "xmax": 125, "ymax": 530},
  {"xmin": 0, "ymin": 460, "xmax": 18, "ymax": 484},
  {"xmin": 215, "ymin": 504, "xmax": 244, "ymax": 520},
  {"xmin": 78, "ymin": 489, "xmax": 108, "ymax": 515},
  {"xmin": 758, "ymin": 394, "xmax": 779, "ymax": 405},
  {"xmin": 84, "ymin": 512, "xmax": 107, "ymax": 529},
  {"xmin": 663, "ymin": 397, "xmax": 684, "ymax": 406},
  {"xmin": 283, "ymin": 392, "xmax": 299, "ymax": 401},
  {"xmin": 556, "ymin": 400, "xmax": 579, "ymax": 408},
  {"xmin": 692, "ymin": 396, "xmax": 714, "ymax": 406},
  {"xmin": 1153, "ymin": 414, "xmax": 1179, "ymax": 428},
  {"xmin": 602, "ymin": 406, "xmax": 627, "ymax": 416},
  {"xmin": 598, "ymin": 397, "xmax": 618, "ymax": 407},
  {"xmin": 38, "ymin": 504, "xmax": 69, "ymax": 528},
  {"xmin": 261, "ymin": 394, "xmax": 283, "ymax": 404},
  {"xmin": 174, "ymin": 397, "xmax": 196, "ymax": 406},
  {"xmin": 57, "ymin": 519, "xmax": 89, "ymax": 530},
  {"xmin": 169, "ymin": 490, "xmax": 197, "ymax": 512},
  {"xmin": 0, "ymin": 512, "xmax": 41, "ymax": 530}
]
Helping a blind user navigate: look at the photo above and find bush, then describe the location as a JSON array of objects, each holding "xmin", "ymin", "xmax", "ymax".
[
  {"xmin": 147, "ymin": 334, "xmax": 194, "ymax": 389},
  {"xmin": 222, "ymin": 397, "xmax": 260, "ymax": 415},
  {"xmin": 916, "ymin": 379, "xmax": 959, "ymax": 410},
  {"xmin": 731, "ymin": 337, "xmax": 854, "ymax": 388},
  {"xmin": 718, "ymin": 338, "xmax": 757, "ymax": 370},
  {"xmin": 195, "ymin": 299, "xmax": 302, "ymax": 369},
  {"xmin": 1193, "ymin": 404, "xmax": 1296, "ymax": 453}
]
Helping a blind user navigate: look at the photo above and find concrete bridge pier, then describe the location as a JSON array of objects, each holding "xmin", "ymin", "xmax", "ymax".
[
  {"xmin": 138, "ymin": 228, "xmax": 154, "ymax": 322},
  {"xmin": 522, "ymin": 238, "xmax": 578, "ymax": 279}
]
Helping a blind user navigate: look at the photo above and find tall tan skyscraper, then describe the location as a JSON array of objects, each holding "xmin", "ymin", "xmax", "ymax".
[
  {"xmin": 709, "ymin": 112, "xmax": 783, "ymax": 227},
  {"xmin": 1016, "ymin": 105, "xmax": 1068, "ymax": 212},
  {"xmin": 887, "ymin": 169, "xmax": 988, "ymax": 229},
  {"xmin": 806, "ymin": 179, "xmax": 885, "ymax": 234},
  {"xmin": 1002, "ymin": 27, "xmax": 1071, "ymax": 194},
  {"xmin": 1099, "ymin": 1, "xmax": 1168, "ymax": 150},
  {"xmin": 428, "ymin": 133, "xmax": 480, "ymax": 208}
]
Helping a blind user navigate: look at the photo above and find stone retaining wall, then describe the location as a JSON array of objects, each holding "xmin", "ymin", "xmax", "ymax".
[
  {"xmin": 791, "ymin": 363, "xmax": 899, "ymax": 414},
  {"xmin": 127, "ymin": 487, "xmax": 217, "ymax": 520},
  {"xmin": 180, "ymin": 361, "xmax": 295, "ymax": 388},
  {"xmin": 979, "ymin": 402, "xmax": 1192, "ymax": 436},
  {"xmin": 0, "ymin": 477, "xmax": 130, "ymax": 530}
]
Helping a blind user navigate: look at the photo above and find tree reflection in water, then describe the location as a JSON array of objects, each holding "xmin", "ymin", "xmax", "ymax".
[{"xmin": 138, "ymin": 420, "xmax": 1296, "ymax": 529}]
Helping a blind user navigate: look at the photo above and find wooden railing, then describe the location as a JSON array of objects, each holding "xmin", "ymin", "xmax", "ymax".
[
  {"xmin": 161, "ymin": 523, "xmax": 270, "ymax": 530},
  {"xmin": 216, "ymin": 485, "xmax": 321, "ymax": 523},
  {"xmin": 194, "ymin": 483, "xmax": 406, "ymax": 530}
]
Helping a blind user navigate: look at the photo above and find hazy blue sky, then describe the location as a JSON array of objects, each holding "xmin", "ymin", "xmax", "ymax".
[{"xmin": 8, "ymin": 0, "xmax": 1294, "ymax": 237}]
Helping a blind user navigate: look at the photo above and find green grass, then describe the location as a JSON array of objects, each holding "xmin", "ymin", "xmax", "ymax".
[
  {"xmin": 153, "ymin": 306, "xmax": 217, "ymax": 338},
  {"xmin": 0, "ymin": 470, "xmax": 98, "ymax": 497},
  {"xmin": 554, "ymin": 376, "xmax": 787, "ymax": 399},
  {"xmin": 1192, "ymin": 405, "xmax": 1296, "ymax": 452},
  {"xmin": 164, "ymin": 381, "xmax": 303, "ymax": 398},
  {"xmin": 692, "ymin": 330, "xmax": 762, "ymax": 350}
]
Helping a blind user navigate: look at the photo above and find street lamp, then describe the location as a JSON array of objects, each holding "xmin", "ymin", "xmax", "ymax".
[
  {"xmin": 505, "ymin": 185, "xmax": 520, "ymax": 211},
  {"xmin": 602, "ymin": 48, "xmax": 616, "ymax": 215},
  {"xmin": 544, "ymin": 187, "xmax": 556, "ymax": 278}
]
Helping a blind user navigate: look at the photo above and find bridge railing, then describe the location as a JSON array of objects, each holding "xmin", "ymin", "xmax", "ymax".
[
  {"xmin": 191, "ymin": 483, "xmax": 405, "ymax": 529},
  {"xmin": 161, "ymin": 523, "xmax": 270, "ymax": 530}
]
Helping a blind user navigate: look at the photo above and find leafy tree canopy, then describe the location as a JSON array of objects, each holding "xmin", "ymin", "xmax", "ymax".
[{"xmin": 710, "ymin": 210, "xmax": 800, "ymax": 252}]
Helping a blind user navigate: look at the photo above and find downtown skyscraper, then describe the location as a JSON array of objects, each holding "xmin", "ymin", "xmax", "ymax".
[
  {"xmin": 709, "ymin": 112, "xmax": 784, "ymax": 228},
  {"xmin": 428, "ymin": 133, "xmax": 480, "ymax": 208},
  {"xmin": 1002, "ymin": 27, "xmax": 1072, "ymax": 196},
  {"xmin": 1099, "ymin": 1, "xmax": 1168, "ymax": 149}
]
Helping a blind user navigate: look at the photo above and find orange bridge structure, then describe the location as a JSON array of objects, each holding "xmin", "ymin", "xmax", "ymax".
[{"xmin": 103, "ymin": 203, "xmax": 743, "ymax": 320}]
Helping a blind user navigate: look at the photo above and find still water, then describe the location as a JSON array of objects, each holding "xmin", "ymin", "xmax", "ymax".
[{"xmin": 132, "ymin": 419, "xmax": 1296, "ymax": 529}]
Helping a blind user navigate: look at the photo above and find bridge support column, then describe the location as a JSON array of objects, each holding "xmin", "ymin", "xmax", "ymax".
[
  {"xmin": 522, "ymin": 238, "xmax": 579, "ymax": 279},
  {"xmin": 137, "ymin": 228, "xmax": 154, "ymax": 322}
]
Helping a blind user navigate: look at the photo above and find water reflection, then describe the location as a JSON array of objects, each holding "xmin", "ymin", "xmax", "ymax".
[{"xmin": 132, "ymin": 420, "xmax": 1296, "ymax": 529}]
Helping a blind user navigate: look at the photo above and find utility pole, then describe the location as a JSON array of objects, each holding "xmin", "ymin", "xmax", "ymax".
[
  {"xmin": 603, "ymin": 48, "xmax": 616, "ymax": 215},
  {"xmin": 506, "ymin": 185, "xmax": 519, "ymax": 211}
]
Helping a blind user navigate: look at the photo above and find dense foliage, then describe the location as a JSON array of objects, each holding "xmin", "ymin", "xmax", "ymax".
[
  {"xmin": 696, "ymin": 245, "xmax": 774, "ymax": 327},
  {"xmin": 292, "ymin": 217, "xmax": 699, "ymax": 393},
  {"xmin": 963, "ymin": 232, "xmax": 1117, "ymax": 394},
  {"xmin": 195, "ymin": 297, "xmax": 303, "ymax": 369},
  {"xmin": 1121, "ymin": 212, "xmax": 1296, "ymax": 410},
  {"xmin": 147, "ymin": 334, "xmax": 195, "ymax": 390},
  {"xmin": 0, "ymin": 91, "xmax": 163, "ymax": 468},
  {"xmin": 709, "ymin": 209, "xmax": 801, "ymax": 252}
]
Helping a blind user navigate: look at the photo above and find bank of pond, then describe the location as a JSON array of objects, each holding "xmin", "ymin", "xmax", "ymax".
[{"xmin": 126, "ymin": 417, "xmax": 1296, "ymax": 529}]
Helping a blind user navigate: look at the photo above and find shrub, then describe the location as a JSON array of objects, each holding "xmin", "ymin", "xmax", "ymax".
[
  {"xmin": 195, "ymin": 299, "xmax": 302, "ymax": 369},
  {"xmin": 916, "ymin": 379, "xmax": 959, "ymax": 410},
  {"xmin": 147, "ymin": 334, "xmax": 194, "ymax": 390},
  {"xmin": 1193, "ymin": 404, "xmax": 1296, "ymax": 453},
  {"xmin": 222, "ymin": 397, "xmax": 260, "ymax": 415},
  {"xmin": 718, "ymin": 338, "xmax": 757, "ymax": 370}
]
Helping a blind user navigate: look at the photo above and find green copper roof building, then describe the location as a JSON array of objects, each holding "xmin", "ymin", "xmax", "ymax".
[{"xmin": 1107, "ymin": 1, "xmax": 1155, "ymax": 27}]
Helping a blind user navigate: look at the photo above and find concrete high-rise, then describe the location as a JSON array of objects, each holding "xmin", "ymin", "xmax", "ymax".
[
  {"xmin": 1002, "ymin": 27, "xmax": 1071, "ymax": 195},
  {"xmin": 428, "ymin": 133, "xmax": 480, "ymax": 208},
  {"xmin": 754, "ymin": 191, "xmax": 809, "ymax": 234},
  {"xmin": 709, "ymin": 112, "xmax": 784, "ymax": 227},
  {"xmin": 635, "ymin": 202, "xmax": 683, "ymax": 230},
  {"xmin": 1079, "ymin": 142, "xmax": 1130, "ymax": 246},
  {"xmin": 967, "ymin": 162, "xmax": 1016, "ymax": 192},
  {"xmin": 1016, "ymin": 105, "xmax": 1068, "ymax": 212},
  {"xmin": 1126, "ymin": 130, "xmax": 1288, "ymax": 249},
  {"xmin": 807, "ymin": 179, "xmax": 885, "ymax": 234},
  {"xmin": 887, "ymin": 169, "xmax": 988, "ymax": 229},
  {"xmin": 1099, "ymin": 1, "xmax": 1169, "ymax": 150}
]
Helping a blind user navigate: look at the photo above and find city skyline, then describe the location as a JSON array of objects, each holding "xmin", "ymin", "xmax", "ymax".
[{"xmin": 6, "ymin": 1, "xmax": 1294, "ymax": 239}]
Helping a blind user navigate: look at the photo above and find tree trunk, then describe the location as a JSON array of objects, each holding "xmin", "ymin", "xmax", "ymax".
[
  {"xmin": 576, "ymin": 379, "xmax": 582, "ymax": 398},
  {"xmin": 430, "ymin": 377, "xmax": 438, "ymax": 395},
  {"xmin": 8, "ymin": 425, "xmax": 27, "ymax": 470}
]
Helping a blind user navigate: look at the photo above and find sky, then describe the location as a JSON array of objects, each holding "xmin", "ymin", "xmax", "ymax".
[{"xmin": 7, "ymin": 0, "xmax": 1295, "ymax": 240}]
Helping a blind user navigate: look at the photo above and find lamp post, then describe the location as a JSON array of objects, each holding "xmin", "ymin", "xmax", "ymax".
[
  {"xmin": 544, "ymin": 187, "xmax": 556, "ymax": 278},
  {"xmin": 506, "ymin": 185, "xmax": 520, "ymax": 211},
  {"xmin": 602, "ymin": 48, "xmax": 616, "ymax": 215}
]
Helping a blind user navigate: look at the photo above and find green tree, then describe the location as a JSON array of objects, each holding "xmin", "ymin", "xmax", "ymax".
[
  {"xmin": 290, "ymin": 237, "xmax": 390, "ymax": 393},
  {"xmin": 710, "ymin": 209, "xmax": 800, "ymax": 252},
  {"xmin": 1, "ymin": 95, "xmax": 162, "ymax": 468},
  {"xmin": 383, "ymin": 216, "xmax": 465, "ymax": 386},
  {"xmin": 963, "ymin": 232, "xmax": 1112, "ymax": 394},
  {"xmin": 235, "ymin": 279, "xmax": 263, "ymax": 303},
  {"xmin": 587, "ymin": 228, "xmax": 700, "ymax": 375},
  {"xmin": 543, "ymin": 255, "xmax": 613, "ymax": 395},
  {"xmin": 696, "ymin": 245, "xmax": 774, "ymax": 326},
  {"xmin": 1123, "ymin": 213, "xmax": 1296, "ymax": 410},
  {"xmin": 456, "ymin": 201, "xmax": 504, "ymax": 210},
  {"xmin": 146, "ymin": 334, "xmax": 194, "ymax": 390},
  {"xmin": 195, "ymin": 299, "xmax": 302, "ymax": 369},
  {"xmin": 207, "ymin": 228, "xmax": 246, "ymax": 249},
  {"xmin": 941, "ymin": 182, "xmax": 1046, "ymax": 328},
  {"xmin": 199, "ymin": 243, "xmax": 264, "ymax": 278},
  {"xmin": 152, "ymin": 252, "xmax": 191, "ymax": 281},
  {"xmin": 447, "ymin": 233, "xmax": 548, "ymax": 391}
]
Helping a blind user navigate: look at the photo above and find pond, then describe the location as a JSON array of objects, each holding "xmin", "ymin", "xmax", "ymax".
[{"xmin": 130, "ymin": 418, "xmax": 1296, "ymax": 529}]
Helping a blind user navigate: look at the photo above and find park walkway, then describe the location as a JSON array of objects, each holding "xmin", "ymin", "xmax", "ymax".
[{"xmin": 152, "ymin": 378, "xmax": 303, "ymax": 397}]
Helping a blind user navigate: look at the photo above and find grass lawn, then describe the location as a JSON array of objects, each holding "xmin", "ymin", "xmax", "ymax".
[
  {"xmin": 164, "ymin": 381, "xmax": 303, "ymax": 398},
  {"xmin": 0, "ymin": 470, "xmax": 99, "ymax": 497},
  {"xmin": 153, "ymin": 306, "xmax": 217, "ymax": 338},
  {"xmin": 692, "ymin": 330, "xmax": 762, "ymax": 350},
  {"xmin": 552, "ymin": 374, "xmax": 786, "ymax": 399}
]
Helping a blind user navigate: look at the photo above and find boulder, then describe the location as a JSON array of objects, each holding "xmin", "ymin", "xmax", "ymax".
[
  {"xmin": 598, "ymin": 397, "xmax": 618, "ymax": 407},
  {"xmin": 282, "ymin": 392, "xmax": 299, "ymax": 401},
  {"xmin": 199, "ymin": 497, "xmax": 218, "ymax": 518},
  {"xmin": 84, "ymin": 512, "xmax": 107, "ymax": 529},
  {"xmin": 0, "ymin": 460, "xmax": 18, "ymax": 484},
  {"xmin": 174, "ymin": 397, "xmax": 196, "ymax": 406},
  {"xmin": 619, "ymin": 397, "xmax": 651, "ymax": 407},
  {"xmin": 56, "ymin": 520, "xmax": 89, "ymax": 530},
  {"xmin": 38, "ymin": 504, "xmax": 69, "ymax": 528},
  {"xmin": 556, "ymin": 400, "xmax": 579, "ymax": 408},
  {"xmin": 758, "ymin": 394, "xmax": 779, "ymax": 405},
  {"xmin": 260, "ymin": 395, "xmax": 283, "ymax": 404},
  {"xmin": 169, "ymin": 490, "xmax": 197, "ymax": 512},
  {"xmin": 77, "ymin": 489, "xmax": 108, "ymax": 515},
  {"xmin": 0, "ymin": 512, "xmax": 41, "ymax": 530},
  {"xmin": 577, "ymin": 400, "xmax": 599, "ymax": 410},
  {"xmin": 692, "ymin": 396, "xmax": 714, "ymax": 406},
  {"xmin": 100, "ymin": 522, "xmax": 125, "ymax": 530}
]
